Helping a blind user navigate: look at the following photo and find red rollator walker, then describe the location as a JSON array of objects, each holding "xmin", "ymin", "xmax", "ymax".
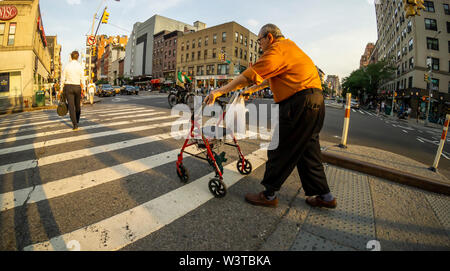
[{"xmin": 176, "ymin": 92, "xmax": 253, "ymax": 198}]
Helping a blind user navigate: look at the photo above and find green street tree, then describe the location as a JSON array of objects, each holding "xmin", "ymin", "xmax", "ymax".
[{"xmin": 342, "ymin": 60, "xmax": 395, "ymax": 101}]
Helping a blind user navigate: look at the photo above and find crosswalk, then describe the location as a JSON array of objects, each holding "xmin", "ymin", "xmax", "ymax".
[{"xmin": 0, "ymin": 103, "xmax": 268, "ymax": 251}]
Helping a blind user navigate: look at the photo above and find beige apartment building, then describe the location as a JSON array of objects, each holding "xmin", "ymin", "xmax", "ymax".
[
  {"xmin": 0, "ymin": 0, "xmax": 51, "ymax": 111},
  {"xmin": 46, "ymin": 35, "xmax": 62, "ymax": 84},
  {"xmin": 176, "ymin": 21, "xmax": 260, "ymax": 89},
  {"xmin": 374, "ymin": 0, "xmax": 449, "ymax": 118}
]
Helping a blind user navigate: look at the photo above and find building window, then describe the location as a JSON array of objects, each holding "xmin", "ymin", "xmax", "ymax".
[
  {"xmin": 235, "ymin": 32, "xmax": 238, "ymax": 42},
  {"xmin": 444, "ymin": 4, "xmax": 449, "ymax": 15},
  {"xmin": 408, "ymin": 38, "xmax": 414, "ymax": 51},
  {"xmin": 181, "ymin": 42, "xmax": 184, "ymax": 51},
  {"xmin": 244, "ymin": 37, "xmax": 247, "ymax": 46},
  {"xmin": 426, "ymin": 37, "xmax": 439, "ymax": 50},
  {"xmin": 205, "ymin": 36, "xmax": 208, "ymax": 46},
  {"xmin": 425, "ymin": 18, "xmax": 437, "ymax": 31},
  {"xmin": 196, "ymin": 66, "xmax": 203, "ymax": 76},
  {"xmin": 235, "ymin": 47, "xmax": 238, "ymax": 57},
  {"xmin": 222, "ymin": 32, "xmax": 226, "ymax": 42},
  {"xmin": 250, "ymin": 39, "xmax": 253, "ymax": 48},
  {"xmin": 186, "ymin": 41, "xmax": 189, "ymax": 50},
  {"xmin": 240, "ymin": 34, "xmax": 243, "ymax": 44},
  {"xmin": 0, "ymin": 23, "xmax": 5, "ymax": 46},
  {"xmin": 427, "ymin": 57, "xmax": 440, "ymax": 70},
  {"xmin": 447, "ymin": 22, "xmax": 450, "ymax": 33},
  {"xmin": 186, "ymin": 53, "xmax": 189, "ymax": 61},
  {"xmin": 204, "ymin": 49, "xmax": 208, "ymax": 60},
  {"xmin": 212, "ymin": 48, "xmax": 217, "ymax": 59},
  {"xmin": 198, "ymin": 51, "xmax": 201, "ymax": 60},
  {"xmin": 244, "ymin": 50, "xmax": 247, "ymax": 61},
  {"xmin": 217, "ymin": 64, "xmax": 229, "ymax": 75},
  {"xmin": 206, "ymin": 64, "xmax": 215, "ymax": 75},
  {"xmin": 198, "ymin": 38, "xmax": 201, "ymax": 48},
  {"xmin": 213, "ymin": 34, "xmax": 217, "ymax": 44},
  {"xmin": 191, "ymin": 52, "xmax": 195, "ymax": 61},
  {"xmin": 409, "ymin": 57, "xmax": 414, "ymax": 69},
  {"xmin": 240, "ymin": 48, "xmax": 243, "ymax": 59},
  {"xmin": 424, "ymin": 1, "xmax": 435, "ymax": 12},
  {"xmin": 192, "ymin": 39, "xmax": 195, "ymax": 49},
  {"xmin": 408, "ymin": 76, "xmax": 413, "ymax": 89},
  {"xmin": 8, "ymin": 23, "xmax": 16, "ymax": 46}
]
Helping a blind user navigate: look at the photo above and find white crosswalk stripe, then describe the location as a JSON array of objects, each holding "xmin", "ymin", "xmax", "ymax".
[{"xmin": 0, "ymin": 102, "xmax": 268, "ymax": 251}]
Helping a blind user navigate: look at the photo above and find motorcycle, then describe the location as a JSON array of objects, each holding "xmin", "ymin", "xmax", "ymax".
[{"xmin": 168, "ymin": 86, "xmax": 195, "ymax": 109}]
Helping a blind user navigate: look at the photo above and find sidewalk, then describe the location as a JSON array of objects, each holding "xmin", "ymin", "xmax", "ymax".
[{"xmin": 260, "ymin": 141, "xmax": 450, "ymax": 251}]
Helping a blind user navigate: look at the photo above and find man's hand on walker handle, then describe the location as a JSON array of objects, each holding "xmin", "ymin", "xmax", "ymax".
[{"xmin": 204, "ymin": 89, "xmax": 224, "ymax": 105}]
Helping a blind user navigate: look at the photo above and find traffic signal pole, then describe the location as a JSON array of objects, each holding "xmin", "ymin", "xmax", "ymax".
[{"xmin": 88, "ymin": 12, "xmax": 96, "ymax": 83}]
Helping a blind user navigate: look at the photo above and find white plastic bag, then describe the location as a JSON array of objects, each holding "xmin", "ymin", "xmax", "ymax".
[{"xmin": 225, "ymin": 92, "xmax": 247, "ymax": 139}]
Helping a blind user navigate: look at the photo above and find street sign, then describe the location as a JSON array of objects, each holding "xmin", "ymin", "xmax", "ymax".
[{"xmin": 87, "ymin": 35, "xmax": 96, "ymax": 46}]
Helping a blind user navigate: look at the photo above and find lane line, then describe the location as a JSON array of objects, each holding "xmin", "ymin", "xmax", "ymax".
[
  {"xmin": 0, "ymin": 108, "xmax": 152, "ymax": 132},
  {"xmin": 0, "ymin": 107, "xmax": 148, "ymax": 126},
  {"xmin": 0, "ymin": 112, "xmax": 166, "ymax": 144},
  {"xmin": 24, "ymin": 148, "xmax": 267, "ymax": 251},
  {"xmin": 0, "ymin": 116, "xmax": 178, "ymax": 156},
  {"xmin": 0, "ymin": 146, "xmax": 201, "ymax": 212},
  {"xmin": 0, "ymin": 109, "xmax": 158, "ymax": 136},
  {"xmin": 0, "ymin": 126, "xmax": 188, "ymax": 175}
]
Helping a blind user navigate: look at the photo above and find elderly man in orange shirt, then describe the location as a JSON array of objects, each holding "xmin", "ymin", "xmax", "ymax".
[{"xmin": 205, "ymin": 24, "xmax": 336, "ymax": 209}]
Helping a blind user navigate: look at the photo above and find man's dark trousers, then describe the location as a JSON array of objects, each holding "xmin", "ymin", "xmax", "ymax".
[
  {"xmin": 262, "ymin": 88, "xmax": 330, "ymax": 197},
  {"xmin": 64, "ymin": 84, "xmax": 81, "ymax": 127}
]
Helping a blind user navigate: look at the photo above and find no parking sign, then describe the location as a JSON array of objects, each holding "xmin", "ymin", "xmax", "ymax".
[{"xmin": 87, "ymin": 36, "xmax": 96, "ymax": 46}]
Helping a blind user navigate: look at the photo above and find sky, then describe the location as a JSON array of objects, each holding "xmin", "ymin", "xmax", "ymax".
[{"xmin": 39, "ymin": 0, "xmax": 380, "ymax": 80}]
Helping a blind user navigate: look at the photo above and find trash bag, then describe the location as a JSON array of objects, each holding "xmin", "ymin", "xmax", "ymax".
[{"xmin": 225, "ymin": 92, "xmax": 246, "ymax": 139}]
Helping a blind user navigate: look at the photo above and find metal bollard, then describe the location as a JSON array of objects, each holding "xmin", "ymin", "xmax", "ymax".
[
  {"xmin": 429, "ymin": 114, "xmax": 450, "ymax": 172},
  {"xmin": 339, "ymin": 93, "xmax": 352, "ymax": 149}
]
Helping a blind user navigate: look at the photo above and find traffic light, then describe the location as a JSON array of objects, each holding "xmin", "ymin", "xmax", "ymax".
[
  {"xmin": 424, "ymin": 73, "xmax": 429, "ymax": 82},
  {"xmin": 91, "ymin": 47, "xmax": 96, "ymax": 57},
  {"xmin": 101, "ymin": 10, "xmax": 110, "ymax": 24}
]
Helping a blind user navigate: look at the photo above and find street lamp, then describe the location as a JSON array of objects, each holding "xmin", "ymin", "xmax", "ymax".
[{"xmin": 424, "ymin": 30, "xmax": 441, "ymax": 126}]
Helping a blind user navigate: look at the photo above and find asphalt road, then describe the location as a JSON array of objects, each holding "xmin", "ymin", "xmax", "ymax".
[
  {"xmin": 0, "ymin": 93, "xmax": 448, "ymax": 251},
  {"xmin": 127, "ymin": 95, "xmax": 450, "ymax": 176}
]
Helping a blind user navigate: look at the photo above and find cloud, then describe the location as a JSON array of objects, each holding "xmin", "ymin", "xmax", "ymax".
[
  {"xmin": 247, "ymin": 19, "xmax": 259, "ymax": 28},
  {"xmin": 66, "ymin": 0, "xmax": 81, "ymax": 5}
]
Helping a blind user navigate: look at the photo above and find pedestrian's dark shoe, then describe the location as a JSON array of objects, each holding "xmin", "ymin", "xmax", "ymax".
[
  {"xmin": 73, "ymin": 125, "xmax": 79, "ymax": 131},
  {"xmin": 245, "ymin": 192, "xmax": 278, "ymax": 208},
  {"xmin": 306, "ymin": 196, "xmax": 337, "ymax": 209}
]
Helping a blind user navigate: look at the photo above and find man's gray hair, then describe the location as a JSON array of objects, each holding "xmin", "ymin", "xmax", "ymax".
[{"xmin": 259, "ymin": 24, "xmax": 284, "ymax": 39}]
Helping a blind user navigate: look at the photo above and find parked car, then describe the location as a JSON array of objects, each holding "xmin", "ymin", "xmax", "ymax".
[
  {"xmin": 350, "ymin": 99, "xmax": 360, "ymax": 109},
  {"xmin": 99, "ymin": 84, "xmax": 116, "ymax": 97},
  {"xmin": 121, "ymin": 85, "xmax": 139, "ymax": 95}
]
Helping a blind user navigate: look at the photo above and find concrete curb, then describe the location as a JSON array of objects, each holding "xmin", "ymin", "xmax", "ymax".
[
  {"xmin": 0, "ymin": 105, "xmax": 58, "ymax": 115},
  {"xmin": 321, "ymin": 151, "xmax": 450, "ymax": 196}
]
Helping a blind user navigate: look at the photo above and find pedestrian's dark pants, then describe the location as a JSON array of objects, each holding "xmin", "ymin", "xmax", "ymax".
[
  {"xmin": 261, "ymin": 88, "xmax": 330, "ymax": 197},
  {"xmin": 64, "ymin": 84, "xmax": 81, "ymax": 127}
]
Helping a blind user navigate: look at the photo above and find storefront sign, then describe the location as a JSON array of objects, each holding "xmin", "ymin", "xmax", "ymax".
[
  {"xmin": 37, "ymin": 16, "xmax": 47, "ymax": 47},
  {"xmin": 0, "ymin": 5, "xmax": 18, "ymax": 21}
]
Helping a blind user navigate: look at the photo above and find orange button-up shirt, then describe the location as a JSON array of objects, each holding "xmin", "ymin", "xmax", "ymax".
[{"xmin": 242, "ymin": 38, "xmax": 322, "ymax": 103}]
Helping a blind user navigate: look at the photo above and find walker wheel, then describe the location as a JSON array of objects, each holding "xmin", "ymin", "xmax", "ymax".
[
  {"xmin": 177, "ymin": 164, "xmax": 189, "ymax": 183},
  {"xmin": 208, "ymin": 178, "xmax": 227, "ymax": 198},
  {"xmin": 237, "ymin": 159, "xmax": 252, "ymax": 175}
]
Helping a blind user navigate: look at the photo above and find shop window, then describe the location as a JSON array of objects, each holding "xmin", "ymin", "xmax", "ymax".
[
  {"xmin": 8, "ymin": 23, "xmax": 16, "ymax": 46},
  {"xmin": 0, "ymin": 73, "xmax": 9, "ymax": 96},
  {"xmin": 0, "ymin": 23, "xmax": 4, "ymax": 46}
]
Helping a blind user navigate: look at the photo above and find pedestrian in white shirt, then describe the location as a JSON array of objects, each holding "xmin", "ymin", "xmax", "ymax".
[
  {"xmin": 88, "ymin": 80, "xmax": 96, "ymax": 105},
  {"xmin": 61, "ymin": 51, "xmax": 85, "ymax": 131}
]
